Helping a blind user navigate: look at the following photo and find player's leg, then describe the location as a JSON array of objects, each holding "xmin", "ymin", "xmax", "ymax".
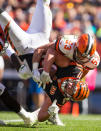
[
  {"xmin": 29, "ymin": 93, "xmax": 59, "ymax": 123},
  {"xmin": 0, "ymin": 83, "xmax": 36, "ymax": 125},
  {"xmin": 26, "ymin": 0, "xmax": 52, "ymax": 40},
  {"xmin": 38, "ymin": 93, "xmax": 52, "ymax": 121},
  {"xmin": 0, "ymin": 9, "xmax": 28, "ymax": 51}
]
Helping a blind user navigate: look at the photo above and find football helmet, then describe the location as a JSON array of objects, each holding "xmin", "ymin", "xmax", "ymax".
[
  {"xmin": 61, "ymin": 79, "xmax": 90, "ymax": 101},
  {"xmin": 74, "ymin": 34, "xmax": 96, "ymax": 64}
]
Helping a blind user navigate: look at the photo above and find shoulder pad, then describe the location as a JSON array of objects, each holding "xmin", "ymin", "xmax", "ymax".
[{"xmin": 84, "ymin": 51, "xmax": 100, "ymax": 70}]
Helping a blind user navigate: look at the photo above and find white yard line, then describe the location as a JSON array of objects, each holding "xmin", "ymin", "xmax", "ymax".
[
  {"xmin": 66, "ymin": 118, "xmax": 101, "ymax": 120},
  {"xmin": 4, "ymin": 119, "xmax": 23, "ymax": 123}
]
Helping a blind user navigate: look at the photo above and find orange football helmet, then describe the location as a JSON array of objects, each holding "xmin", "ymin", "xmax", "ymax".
[
  {"xmin": 72, "ymin": 80, "xmax": 90, "ymax": 101},
  {"xmin": 61, "ymin": 79, "xmax": 90, "ymax": 101},
  {"xmin": 74, "ymin": 34, "xmax": 96, "ymax": 64}
]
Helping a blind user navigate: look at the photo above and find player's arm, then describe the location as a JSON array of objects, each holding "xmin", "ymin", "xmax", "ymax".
[
  {"xmin": 32, "ymin": 42, "xmax": 54, "ymax": 68},
  {"xmin": 43, "ymin": 44, "xmax": 56, "ymax": 73},
  {"xmin": 81, "ymin": 69, "xmax": 89, "ymax": 79},
  {"xmin": 32, "ymin": 42, "xmax": 54, "ymax": 82},
  {"xmin": 6, "ymin": 44, "xmax": 22, "ymax": 71},
  {"xmin": 39, "ymin": 44, "xmax": 58, "ymax": 87}
]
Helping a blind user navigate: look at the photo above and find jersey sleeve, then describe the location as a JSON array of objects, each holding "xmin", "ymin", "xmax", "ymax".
[{"xmin": 84, "ymin": 51, "xmax": 100, "ymax": 70}]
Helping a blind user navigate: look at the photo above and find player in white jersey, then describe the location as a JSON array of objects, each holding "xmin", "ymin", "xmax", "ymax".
[{"xmin": 0, "ymin": 0, "xmax": 52, "ymax": 56}]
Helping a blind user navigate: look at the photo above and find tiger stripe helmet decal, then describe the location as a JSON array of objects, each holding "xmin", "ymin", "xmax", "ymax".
[{"xmin": 72, "ymin": 81, "xmax": 90, "ymax": 101}]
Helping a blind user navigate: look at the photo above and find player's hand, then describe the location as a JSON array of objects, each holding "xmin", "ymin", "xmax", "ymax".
[
  {"xmin": 18, "ymin": 64, "xmax": 31, "ymax": 79},
  {"xmin": 40, "ymin": 71, "xmax": 52, "ymax": 85},
  {"xmin": 32, "ymin": 69, "xmax": 41, "ymax": 82}
]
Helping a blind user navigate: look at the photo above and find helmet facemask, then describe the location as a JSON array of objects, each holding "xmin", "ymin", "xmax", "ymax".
[
  {"xmin": 73, "ymin": 47, "xmax": 92, "ymax": 65},
  {"xmin": 61, "ymin": 79, "xmax": 90, "ymax": 101},
  {"xmin": 61, "ymin": 79, "xmax": 79, "ymax": 99}
]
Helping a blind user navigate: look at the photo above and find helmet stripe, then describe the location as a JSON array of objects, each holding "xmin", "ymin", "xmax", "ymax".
[
  {"xmin": 75, "ymin": 85, "xmax": 81, "ymax": 99},
  {"xmin": 83, "ymin": 87, "xmax": 88, "ymax": 99},
  {"xmin": 85, "ymin": 34, "xmax": 93, "ymax": 55},
  {"xmin": 79, "ymin": 86, "xmax": 85, "ymax": 100}
]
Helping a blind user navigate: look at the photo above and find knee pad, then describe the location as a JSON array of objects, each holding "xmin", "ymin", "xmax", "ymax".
[{"xmin": 0, "ymin": 83, "xmax": 6, "ymax": 95}]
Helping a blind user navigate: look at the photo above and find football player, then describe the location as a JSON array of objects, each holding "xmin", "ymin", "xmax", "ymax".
[
  {"xmin": 0, "ymin": 83, "xmax": 39, "ymax": 126},
  {"xmin": 25, "ymin": 60, "xmax": 90, "ymax": 124},
  {"xmin": 32, "ymin": 34, "xmax": 100, "ymax": 86},
  {"xmin": 0, "ymin": 0, "xmax": 64, "ymax": 126},
  {"xmin": 0, "ymin": 0, "xmax": 52, "ymax": 79}
]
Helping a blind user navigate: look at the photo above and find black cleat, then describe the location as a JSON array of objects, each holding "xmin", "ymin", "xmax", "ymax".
[{"xmin": 0, "ymin": 9, "xmax": 3, "ymax": 14}]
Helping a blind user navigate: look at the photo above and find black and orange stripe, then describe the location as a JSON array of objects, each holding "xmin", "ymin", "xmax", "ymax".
[
  {"xmin": 72, "ymin": 81, "xmax": 90, "ymax": 101},
  {"xmin": 4, "ymin": 22, "xmax": 18, "ymax": 54}
]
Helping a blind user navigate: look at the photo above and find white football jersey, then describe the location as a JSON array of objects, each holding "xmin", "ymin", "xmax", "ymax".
[
  {"xmin": 83, "ymin": 51, "xmax": 100, "ymax": 69},
  {"xmin": 55, "ymin": 35, "xmax": 78, "ymax": 60},
  {"xmin": 55, "ymin": 35, "xmax": 100, "ymax": 69}
]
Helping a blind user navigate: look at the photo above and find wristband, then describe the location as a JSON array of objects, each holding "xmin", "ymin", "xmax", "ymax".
[{"xmin": 33, "ymin": 62, "xmax": 39, "ymax": 70}]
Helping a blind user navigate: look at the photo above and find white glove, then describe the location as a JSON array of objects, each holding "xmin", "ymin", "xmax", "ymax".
[
  {"xmin": 40, "ymin": 71, "xmax": 52, "ymax": 89},
  {"xmin": 18, "ymin": 64, "xmax": 32, "ymax": 79},
  {"xmin": 32, "ymin": 69, "xmax": 41, "ymax": 82},
  {"xmin": 18, "ymin": 60, "xmax": 32, "ymax": 79},
  {"xmin": 40, "ymin": 71, "xmax": 52, "ymax": 83},
  {"xmin": 32, "ymin": 62, "xmax": 41, "ymax": 83}
]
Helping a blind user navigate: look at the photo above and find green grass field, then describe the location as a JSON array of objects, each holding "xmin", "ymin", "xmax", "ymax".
[{"xmin": 0, "ymin": 112, "xmax": 101, "ymax": 131}]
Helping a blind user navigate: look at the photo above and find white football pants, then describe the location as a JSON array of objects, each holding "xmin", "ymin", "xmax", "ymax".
[{"xmin": 0, "ymin": 0, "xmax": 52, "ymax": 55}]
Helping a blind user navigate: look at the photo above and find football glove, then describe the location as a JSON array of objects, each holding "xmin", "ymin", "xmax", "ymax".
[
  {"xmin": 40, "ymin": 71, "xmax": 52, "ymax": 89},
  {"xmin": 18, "ymin": 60, "xmax": 32, "ymax": 79},
  {"xmin": 32, "ymin": 69, "xmax": 41, "ymax": 83}
]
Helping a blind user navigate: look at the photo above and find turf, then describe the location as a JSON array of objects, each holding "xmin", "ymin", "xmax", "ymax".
[{"xmin": 0, "ymin": 112, "xmax": 101, "ymax": 131}]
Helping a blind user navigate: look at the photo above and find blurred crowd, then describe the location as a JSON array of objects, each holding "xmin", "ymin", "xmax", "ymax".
[{"xmin": 0, "ymin": 0, "xmax": 101, "ymax": 70}]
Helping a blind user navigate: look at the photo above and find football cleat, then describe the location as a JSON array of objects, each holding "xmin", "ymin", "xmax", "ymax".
[
  {"xmin": 18, "ymin": 108, "xmax": 40, "ymax": 126},
  {"xmin": 48, "ymin": 113, "xmax": 65, "ymax": 126},
  {"xmin": 48, "ymin": 100, "xmax": 65, "ymax": 126},
  {"xmin": 23, "ymin": 110, "xmax": 40, "ymax": 126}
]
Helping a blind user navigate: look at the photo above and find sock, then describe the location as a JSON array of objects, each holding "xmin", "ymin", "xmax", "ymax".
[
  {"xmin": 0, "ymin": 88, "xmax": 21, "ymax": 113},
  {"xmin": 18, "ymin": 107, "xmax": 29, "ymax": 119},
  {"xmin": 32, "ymin": 108, "xmax": 40, "ymax": 123}
]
